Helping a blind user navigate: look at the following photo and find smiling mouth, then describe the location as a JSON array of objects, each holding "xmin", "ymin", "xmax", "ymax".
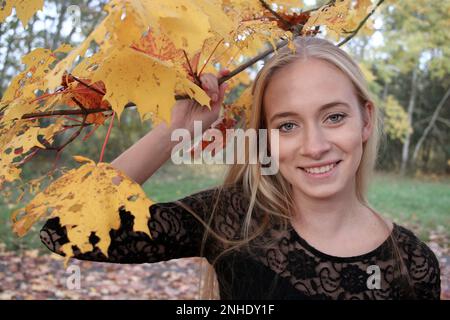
[{"xmin": 298, "ymin": 160, "xmax": 342, "ymax": 174}]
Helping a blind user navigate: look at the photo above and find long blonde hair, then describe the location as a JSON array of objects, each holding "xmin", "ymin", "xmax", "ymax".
[{"xmin": 182, "ymin": 37, "xmax": 411, "ymax": 299}]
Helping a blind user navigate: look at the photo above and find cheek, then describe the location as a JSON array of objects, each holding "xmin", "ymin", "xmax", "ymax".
[
  {"xmin": 275, "ymin": 136, "xmax": 298, "ymax": 164},
  {"xmin": 334, "ymin": 124, "xmax": 365, "ymax": 153}
]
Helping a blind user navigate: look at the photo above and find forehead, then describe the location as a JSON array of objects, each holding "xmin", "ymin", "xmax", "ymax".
[{"xmin": 263, "ymin": 58, "xmax": 359, "ymax": 118}]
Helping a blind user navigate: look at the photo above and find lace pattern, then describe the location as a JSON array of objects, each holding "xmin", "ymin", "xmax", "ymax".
[{"xmin": 40, "ymin": 184, "xmax": 441, "ymax": 299}]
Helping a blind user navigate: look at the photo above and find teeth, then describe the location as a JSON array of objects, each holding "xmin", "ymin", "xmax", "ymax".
[{"xmin": 304, "ymin": 162, "xmax": 336, "ymax": 174}]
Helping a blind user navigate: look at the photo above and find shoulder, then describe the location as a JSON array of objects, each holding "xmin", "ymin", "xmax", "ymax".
[
  {"xmin": 393, "ymin": 224, "xmax": 439, "ymax": 264},
  {"xmin": 392, "ymin": 223, "xmax": 441, "ymax": 298}
]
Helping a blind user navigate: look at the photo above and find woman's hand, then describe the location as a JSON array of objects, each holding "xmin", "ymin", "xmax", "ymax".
[
  {"xmin": 110, "ymin": 69, "xmax": 230, "ymax": 185},
  {"xmin": 169, "ymin": 69, "xmax": 230, "ymax": 136}
]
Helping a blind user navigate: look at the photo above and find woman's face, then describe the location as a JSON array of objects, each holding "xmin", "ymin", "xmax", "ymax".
[{"xmin": 264, "ymin": 57, "xmax": 373, "ymax": 200}]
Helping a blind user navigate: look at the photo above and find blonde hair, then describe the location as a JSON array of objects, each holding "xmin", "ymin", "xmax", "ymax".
[{"xmin": 182, "ymin": 37, "xmax": 411, "ymax": 299}]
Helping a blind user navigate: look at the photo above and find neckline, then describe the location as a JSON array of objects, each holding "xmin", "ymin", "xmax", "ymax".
[{"xmin": 289, "ymin": 222, "xmax": 398, "ymax": 263}]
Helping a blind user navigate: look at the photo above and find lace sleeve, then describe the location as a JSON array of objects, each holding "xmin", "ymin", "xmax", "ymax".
[
  {"xmin": 39, "ymin": 187, "xmax": 220, "ymax": 264},
  {"xmin": 397, "ymin": 226, "xmax": 442, "ymax": 299},
  {"xmin": 410, "ymin": 240, "xmax": 441, "ymax": 299}
]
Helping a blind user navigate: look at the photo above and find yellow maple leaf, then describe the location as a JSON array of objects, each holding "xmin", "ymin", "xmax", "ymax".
[
  {"xmin": 11, "ymin": 156, "xmax": 153, "ymax": 261},
  {"xmin": 155, "ymin": 0, "xmax": 213, "ymax": 56},
  {"xmin": 90, "ymin": 46, "xmax": 178, "ymax": 123},
  {"xmin": 88, "ymin": 45, "xmax": 210, "ymax": 125},
  {"xmin": 0, "ymin": 44, "xmax": 72, "ymax": 107},
  {"xmin": 0, "ymin": 118, "xmax": 64, "ymax": 186},
  {"xmin": 0, "ymin": 0, "xmax": 44, "ymax": 27},
  {"xmin": 233, "ymin": 86, "xmax": 253, "ymax": 128},
  {"xmin": 304, "ymin": 0, "xmax": 375, "ymax": 41}
]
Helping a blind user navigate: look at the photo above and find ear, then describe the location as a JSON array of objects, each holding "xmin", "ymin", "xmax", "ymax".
[{"xmin": 362, "ymin": 101, "xmax": 374, "ymax": 143}]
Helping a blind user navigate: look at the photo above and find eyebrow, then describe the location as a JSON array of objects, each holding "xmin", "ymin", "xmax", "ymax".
[{"xmin": 269, "ymin": 101, "xmax": 351, "ymax": 123}]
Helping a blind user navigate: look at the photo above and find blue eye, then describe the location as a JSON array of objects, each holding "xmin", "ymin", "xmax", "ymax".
[
  {"xmin": 278, "ymin": 122, "xmax": 297, "ymax": 132},
  {"xmin": 327, "ymin": 113, "xmax": 347, "ymax": 124}
]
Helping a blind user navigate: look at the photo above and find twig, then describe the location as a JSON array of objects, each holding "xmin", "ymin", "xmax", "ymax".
[
  {"xmin": 183, "ymin": 50, "xmax": 201, "ymax": 86},
  {"xmin": 51, "ymin": 150, "xmax": 63, "ymax": 172},
  {"xmin": 218, "ymin": 36, "xmax": 293, "ymax": 85},
  {"xmin": 51, "ymin": 112, "xmax": 88, "ymax": 151},
  {"xmin": 71, "ymin": 75, "xmax": 106, "ymax": 95},
  {"xmin": 20, "ymin": 107, "xmax": 115, "ymax": 119},
  {"xmin": 15, "ymin": 147, "xmax": 40, "ymax": 167},
  {"xmin": 82, "ymin": 123, "xmax": 100, "ymax": 141},
  {"xmin": 99, "ymin": 111, "xmax": 115, "ymax": 162},
  {"xmin": 259, "ymin": 0, "xmax": 292, "ymax": 31},
  {"xmin": 338, "ymin": 0, "xmax": 385, "ymax": 47},
  {"xmin": 198, "ymin": 38, "xmax": 224, "ymax": 77}
]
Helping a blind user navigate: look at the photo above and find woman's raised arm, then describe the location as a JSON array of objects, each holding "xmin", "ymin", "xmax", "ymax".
[
  {"xmin": 110, "ymin": 69, "xmax": 229, "ymax": 185},
  {"xmin": 40, "ymin": 70, "xmax": 229, "ymax": 263}
]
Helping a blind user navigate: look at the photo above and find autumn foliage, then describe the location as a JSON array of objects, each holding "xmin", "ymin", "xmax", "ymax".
[{"xmin": 0, "ymin": 0, "xmax": 381, "ymax": 261}]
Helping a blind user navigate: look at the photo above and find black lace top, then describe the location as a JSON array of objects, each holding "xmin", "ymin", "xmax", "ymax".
[{"xmin": 39, "ymin": 185, "xmax": 441, "ymax": 300}]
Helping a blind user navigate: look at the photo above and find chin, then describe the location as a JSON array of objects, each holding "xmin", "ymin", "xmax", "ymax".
[
  {"xmin": 289, "ymin": 174, "xmax": 343, "ymax": 199},
  {"xmin": 294, "ymin": 185, "xmax": 340, "ymax": 199}
]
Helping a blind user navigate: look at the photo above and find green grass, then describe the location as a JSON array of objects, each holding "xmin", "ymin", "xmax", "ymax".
[
  {"xmin": 1, "ymin": 167, "xmax": 448, "ymax": 251},
  {"xmin": 368, "ymin": 172, "xmax": 450, "ymax": 238},
  {"xmin": 0, "ymin": 203, "xmax": 45, "ymax": 251},
  {"xmin": 142, "ymin": 163, "xmax": 225, "ymax": 202}
]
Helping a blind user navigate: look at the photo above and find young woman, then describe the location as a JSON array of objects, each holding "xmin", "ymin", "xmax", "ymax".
[{"xmin": 40, "ymin": 37, "xmax": 441, "ymax": 300}]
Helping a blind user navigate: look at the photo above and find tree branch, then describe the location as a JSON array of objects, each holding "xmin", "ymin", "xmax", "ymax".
[
  {"xmin": 436, "ymin": 116, "xmax": 450, "ymax": 128},
  {"xmin": 338, "ymin": 0, "xmax": 385, "ymax": 47},
  {"xmin": 259, "ymin": 0, "xmax": 292, "ymax": 31},
  {"xmin": 16, "ymin": 0, "xmax": 382, "ymax": 120}
]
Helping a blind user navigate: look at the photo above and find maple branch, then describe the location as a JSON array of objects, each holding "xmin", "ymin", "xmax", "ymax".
[
  {"xmin": 63, "ymin": 115, "xmax": 84, "ymax": 123},
  {"xmin": 16, "ymin": 0, "xmax": 380, "ymax": 120},
  {"xmin": 71, "ymin": 75, "xmax": 106, "ymax": 95},
  {"xmin": 40, "ymin": 98, "xmax": 89, "ymax": 152},
  {"xmin": 30, "ymin": 87, "xmax": 65, "ymax": 104},
  {"xmin": 259, "ymin": 0, "xmax": 292, "ymax": 31},
  {"xmin": 21, "ymin": 107, "xmax": 114, "ymax": 119},
  {"xmin": 63, "ymin": 123, "xmax": 95, "ymax": 128},
  {"xmin": 51, "ymin": 113, "xmax": 88, "ymax": 152},
  {"xmin": 303, "ymin": 0, "xmax": 335, "ymax": 15},
  {"xmin": 218, "ymin": 36, "xmax": 294, "ymax": 85},
  {"xmin": 15, "ymin": 147, "xmax": 40, "ymax": 167},
  {"xmin": 338, "ymin": 0, "xmax": 385, "ymax": 47},
  {"xmin": 183, "ymin": 50, "xmax": 201, "ymax": 86}
]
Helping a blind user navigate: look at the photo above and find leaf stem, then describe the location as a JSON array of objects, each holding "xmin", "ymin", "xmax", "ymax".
[{"xmin": 99, "ymin": 111, "xmax": 115, "ymax": 163}]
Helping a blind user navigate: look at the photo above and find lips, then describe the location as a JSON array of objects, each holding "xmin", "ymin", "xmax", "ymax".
[{"xmin": 299, "ymin": 160, "xmax": 342, "ymax": 171}]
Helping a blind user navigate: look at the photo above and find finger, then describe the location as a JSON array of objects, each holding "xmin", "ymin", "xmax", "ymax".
[
  {"xmin": 218, "ymin": 69, "xmax": 230, "ymax": 83},
  {"xmin": 209, "ymin": 82, "xmax": 228, "ymax": 115},
  {"xmin": 200, "ymin": 73, "xmax": 219, "ymax": 101},
  {"xmin": 218, "ymin": 69, "xmax": 230, "ymax": 77},
  {"xmin": 217, "ymin": 82, "xmax": 228, "ymax": 103}
]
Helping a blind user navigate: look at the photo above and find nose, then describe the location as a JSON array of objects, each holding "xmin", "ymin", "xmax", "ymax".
[{"xmin": 299, "ymin": 123, "xmax": 332, "ymax": 159}]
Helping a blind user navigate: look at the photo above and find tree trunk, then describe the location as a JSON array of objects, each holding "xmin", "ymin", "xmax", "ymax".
[
  {"xmin": 412, "ymin": 87, "xmax": 450, "ymax": 164},
  {"xmin": 400, "ymin": 68, "xmax": 418, "ymax": 176},
  {"xmin": 0, "ymin": 35, "xmax": 14, "ymax": 92}
]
